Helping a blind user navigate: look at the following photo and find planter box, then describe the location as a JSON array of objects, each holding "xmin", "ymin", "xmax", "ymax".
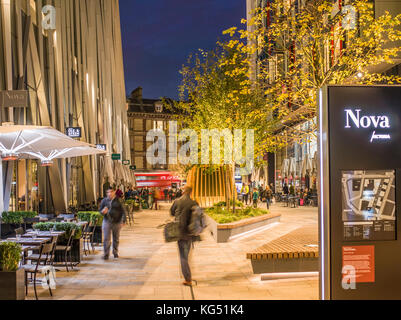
[
  {"xmin": 0, "ymin": 269, "xmax": 25, "ymax": 300},
  {"xmin": 93, "ymin": 226, "xmax": 102, "ymax": 244},
  {"xmin": 1, "ymin": 224, "xmax": 22, "ymax": 240},
  {"xmin": 206, "ymin": 213, "xmax": 281, "ymax": 243},
  {"xmin": 54, "ymin": 238, "xmax": 83, "ymax": 264}
]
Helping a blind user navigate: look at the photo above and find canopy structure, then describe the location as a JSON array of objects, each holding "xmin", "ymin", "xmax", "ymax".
[
  {"xmin": 281, "ymin": 159, "xmax": 290, "ymax": 178},
  {"xmin": 301, "ymin": 154, "xmax": 314, "ymax": 177},
  {"xmin": 289, "ymin": 158, "xmax": 297, "ymax": 177},
  {"xmin": 0, "ymin": 125, "xmax": 93, "ymax": 158}
]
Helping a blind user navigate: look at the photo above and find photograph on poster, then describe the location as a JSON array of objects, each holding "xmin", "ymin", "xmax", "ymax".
[{"xmin": 342, "ymin": 170, "xmax": 396, "ymax": 241}]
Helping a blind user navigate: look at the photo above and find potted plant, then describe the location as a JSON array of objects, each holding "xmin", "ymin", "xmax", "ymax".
[
  {"xmin": 77, "ymin": 212, "xmax": 104, "ymax": 244},
  {"xmin": 0, "ymin": 242, "xmax": 24, "ymax": 300},
  {"xmin": 1, "ymin": 212, "xmax": 38, "ymax": 239},
  {"xmin": 34, "ymin": 222, "xmax": 83, "ymax": 263}
]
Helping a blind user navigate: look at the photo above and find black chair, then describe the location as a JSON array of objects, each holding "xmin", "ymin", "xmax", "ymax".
[
  {"xmin": 83, "ymin": 218, "xmax": 98, "ymax": 255},
  {"xmin": 55, "ymin": 229, "xmax": 76, "ymax": 272},
  {"xmin": 23, "ymin": 243, "xmax": 54, "ymax": 300},
  {"xmin": 15, "ymin": 227, "xmax": 24, "ymax": 236},
  {"xmin": 27, "ymin": 236, "xmax": 58, "ymax": 266}
]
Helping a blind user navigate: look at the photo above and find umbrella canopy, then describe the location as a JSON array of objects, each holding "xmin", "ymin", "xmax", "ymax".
[
  {"xmin": 281, "ymin": 159, "xmax": 289, "ymax": 177},
  {"xmin": 22, "ymin": 145, "xmax": 105, "ymax": 161},
  {"xmin": 0, "ymin": 125, "xmax": 91, "ymax": 157}
]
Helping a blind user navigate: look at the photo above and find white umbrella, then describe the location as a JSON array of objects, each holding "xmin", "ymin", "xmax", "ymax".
[
  {"xmin": 0, "ymin": 125, "xmax": 90, "ymax": 157},
  {"xmin": 22, "ymin": 145, "xmax": 106, "ymax": 162}
]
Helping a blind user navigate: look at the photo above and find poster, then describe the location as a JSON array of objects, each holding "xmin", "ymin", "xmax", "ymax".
[
  {"xmin": 342, "ymin": 246, "xmax": 375, "ymax": 283},
  {"xmin": 342, "ymin": 170, "xmax": 396, "ymax": 241}
]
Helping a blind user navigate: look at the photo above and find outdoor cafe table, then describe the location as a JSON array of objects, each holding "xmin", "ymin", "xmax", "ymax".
[
  {"xmin": 3, "ymin": 238, "xmax": 50, "ymax": 246},
  {"xmin": 22, "ymin": 231, "xmax": 65, "ymax": 238}
]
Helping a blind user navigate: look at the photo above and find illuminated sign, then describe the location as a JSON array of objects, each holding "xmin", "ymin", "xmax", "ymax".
[
  {"xmin": 111, "ymin": 154, "xmax": 121, "ymax": 161},
  {"xmin": 96, "ymin": 144, "xmax": 107, "ymax": 151},
  {"xmin": 345, "ymin": 109, "xmax": 391, "ymax": 142},
  {"xmin": 66, "ymin": 127, "xmax": 82, "ymax": 138},
  {"xmin": 0, "ymin": 90, "xmax": 28, "ymax": 108},
  {"xmin": 122, "ymin": 160, "xmax": 130, "ymax": 165}
]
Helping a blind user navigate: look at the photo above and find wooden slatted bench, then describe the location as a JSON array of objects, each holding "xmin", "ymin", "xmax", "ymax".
[{"xmin": 247, "ymin": 226, "xmax": 319, "ymax": 274}]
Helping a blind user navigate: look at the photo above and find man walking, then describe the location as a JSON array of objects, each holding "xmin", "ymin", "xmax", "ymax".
[
  {"xmin": 99, "ymin": 188, "xmax": 126, "ymax": 260},
  {"xmin": 170, "ymin": 186, "xmax": 198, "ymax": 286}
]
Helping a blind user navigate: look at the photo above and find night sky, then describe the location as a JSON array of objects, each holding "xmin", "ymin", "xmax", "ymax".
[{"xmin": 119, "ymin": 0, "xmax": 246, "ymax": 100}]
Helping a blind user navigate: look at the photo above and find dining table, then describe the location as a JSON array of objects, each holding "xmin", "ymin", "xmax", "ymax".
[
  {"xmin": 22, "ymin": 231, "xmax": 66, "ymax": 238},
  {"xmin": 3, "ymin": 237, "xmax": 51, "ymax": 246}
]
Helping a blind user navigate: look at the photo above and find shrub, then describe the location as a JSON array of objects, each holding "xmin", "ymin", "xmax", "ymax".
[
  {"xmin": 77, "ymin": 212, "xmax": 103, "ymax": 226},
  {"xmin": 33, "ymin": 222, "xmax": 82, "ymax": 241},
  {"xmin": 206, "ymin": 206, "xmax": 268, "ymax": 224},
  {"xmin": 125, "ymin": 199, "xmax": 140, "ymax": 207},
  {"xmin": 1, "ymin": 211, "xmax": 37, "ymax": 224},
  {"xmin": 0, "ymin": 242, "xmax": 22, "ymax": 272}
]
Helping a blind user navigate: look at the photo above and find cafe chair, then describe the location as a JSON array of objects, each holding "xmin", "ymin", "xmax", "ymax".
[
  {"xmin": 55, "ymin": 229, "xmax": 76, "ymax": 272},
  {"xmin": 27, "ymin": 236, "xmax": 58, "ymax": 266},
  {"xmin": 83, "ymin": 217, "xmax": 98, "ymax": 255},
  {"xmin": 23, "ymin": 243, "xmax": 54, "ymax": 300},
  {"xmin": 15, "ymin": 227, "xmax": 25, "ymax": 236}
]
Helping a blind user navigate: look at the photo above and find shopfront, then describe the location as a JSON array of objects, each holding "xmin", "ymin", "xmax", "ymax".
[{"xmin": 274, "ymin": 120, "xmax": 318, "ymax": 194}]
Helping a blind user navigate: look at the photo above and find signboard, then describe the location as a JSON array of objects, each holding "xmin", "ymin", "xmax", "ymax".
[
  {"xmin": 66, "ymin": 127, "xmax": 82, "ymax": 138},
  {"xmin": 342, "ymin": 246, "xmax": 375, "ymax": 284},
  {"xmin": 319, "ymin": 86, "xmax": 401, "ymax": 300},
  {"xmin": 111, "ymin": 154, "xmax": 121, "ymax": 161},
  {"xmin": 129, "ymin": 165, "xmax": 136, "ymax": 171},
  {"xmin": 122, "ymin": 160, "xmax": 130, "ymax": 165},
  {"xmin": 96, "ymin": 144, "xmax": 107, "ymax": 151},
  {"xmin": 0, "ymin": 90, "xmax": 28, "ymax": 108}
]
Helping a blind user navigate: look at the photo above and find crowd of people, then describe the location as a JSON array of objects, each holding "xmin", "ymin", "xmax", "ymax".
[
  {"xmin": 123, "ymin": 186, "xmax": 183, "ymax": 210},
  {"xmin": 239, "ymin": 182, "xmax": 318, "ymax": 209}
]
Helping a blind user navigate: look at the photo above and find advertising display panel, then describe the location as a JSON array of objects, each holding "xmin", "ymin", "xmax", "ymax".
[{"xmin": 319, "ymin": 86, "xmax": 401, "ymax": 300}]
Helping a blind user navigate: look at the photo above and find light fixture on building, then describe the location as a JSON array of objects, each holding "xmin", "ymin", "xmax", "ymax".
[
  {"xmin": 40, "ymin": 160, "xmax": 54, "ymax": 167},
  {"xmin": 356, "ymin": 71, "xmax": 364, "ymax": 79},
  {"xmin": 2, "ymin": 153, "xmax": 19, "ymax": 161}
]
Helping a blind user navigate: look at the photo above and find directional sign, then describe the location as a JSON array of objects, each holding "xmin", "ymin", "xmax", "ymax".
[
  {"xmin": 111, "ymin": 154, "xmax": 121, "ymax": 161},
  {"xmin": 0, "ymin": 90, "xmax": 28, "ymax": 108}
]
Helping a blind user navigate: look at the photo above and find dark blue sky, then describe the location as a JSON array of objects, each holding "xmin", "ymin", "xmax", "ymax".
[{"xmin": 119, "ymin": 0, "xmax": 246, "ymax": 100}]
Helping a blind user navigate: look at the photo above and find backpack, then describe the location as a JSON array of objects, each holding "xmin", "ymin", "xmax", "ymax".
[{"xmin": 188, "ymin": 205, "xmax": 207, "ymax": 236}]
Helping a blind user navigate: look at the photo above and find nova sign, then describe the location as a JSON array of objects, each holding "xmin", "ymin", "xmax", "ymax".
[{"xmin": 344, "ymin": 109, "xmax": 391, "ymax": 143}]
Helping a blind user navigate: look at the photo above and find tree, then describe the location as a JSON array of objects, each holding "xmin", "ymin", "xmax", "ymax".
[
  {"xmin": 242, "ymin": 0, "xmax": 401, "ymax": 144},
  {"xmin": 172, "ymin": 40, "xmax": 275, "ymax": 210}
]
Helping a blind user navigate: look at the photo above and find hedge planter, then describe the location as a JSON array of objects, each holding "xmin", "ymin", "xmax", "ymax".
[
  {"xmin": 0, "ymin": 269, "xmax": 25, "ymax": 300},
  {"xmin": 206, "ymin": 213, "xmax": 281, "ymax": 243},
  {"xmin": 93, "ymin": 226, "xmax": 103, "ymax": 244},
  {"xmin": 1, "ymin": 224, "xmax": 21, "ymax": 240},
  {"xmin": 54, "ymin": 239, "xmax": 83, "ymax": 264}
]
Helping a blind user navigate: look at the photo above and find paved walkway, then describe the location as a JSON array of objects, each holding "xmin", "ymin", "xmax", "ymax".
[{"xmin": 28, "ymin": 203, "xmax": 319, "ymax": 300}]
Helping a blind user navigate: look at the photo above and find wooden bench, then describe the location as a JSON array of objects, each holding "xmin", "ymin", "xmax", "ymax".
[{"xmin": 247, "ymin": 226, "xmax": 319, "ymax": 274}]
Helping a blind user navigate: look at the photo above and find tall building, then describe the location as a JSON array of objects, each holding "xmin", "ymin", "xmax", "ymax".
[
  {"xmin": 127, "ymin": 87, "xmax": 176, "ymax": 172},
  {"xmin": 0, "ymin": 0, "xmax": 130, "ymax": 213},
  {"xmin": 247, "ymin": 0, "xmax": 401, "ymax": 192}
]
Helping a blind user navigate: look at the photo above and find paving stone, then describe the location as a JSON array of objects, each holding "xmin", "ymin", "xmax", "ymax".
[{"xmin": 26, "ymin": 203, "xmax": 318, "ymax": 300}]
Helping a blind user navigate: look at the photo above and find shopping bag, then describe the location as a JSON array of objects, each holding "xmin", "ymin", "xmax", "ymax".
[{"xmin": 164, "ymin": 221, "xmax": 180, "ymax": 242}]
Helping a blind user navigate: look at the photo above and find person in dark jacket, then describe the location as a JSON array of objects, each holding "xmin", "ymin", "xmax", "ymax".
[
  {"xmin": 99, "ymin": 188, "xmax": 126, "ymax": 260},
  {"xmin": 170, "ymin": 185, "xmax": 197, "ymax": 286}
]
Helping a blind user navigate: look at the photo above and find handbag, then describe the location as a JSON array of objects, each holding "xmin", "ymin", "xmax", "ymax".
[{"xmin": 164, "ymin": 221, "xmax": 180, "ymax": 242}]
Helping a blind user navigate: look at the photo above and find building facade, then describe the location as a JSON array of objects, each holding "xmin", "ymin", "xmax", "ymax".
[
  {"xmin": 0, "ymin": 0, "xmax": 130, "ymax": 213},
  {"xmin": 247, "ymin": 0, "xmax": 401, "ymax": 193},
  {"xmin": 127, "ymin": 87, "xmax": 176, "ymax": 173}
]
